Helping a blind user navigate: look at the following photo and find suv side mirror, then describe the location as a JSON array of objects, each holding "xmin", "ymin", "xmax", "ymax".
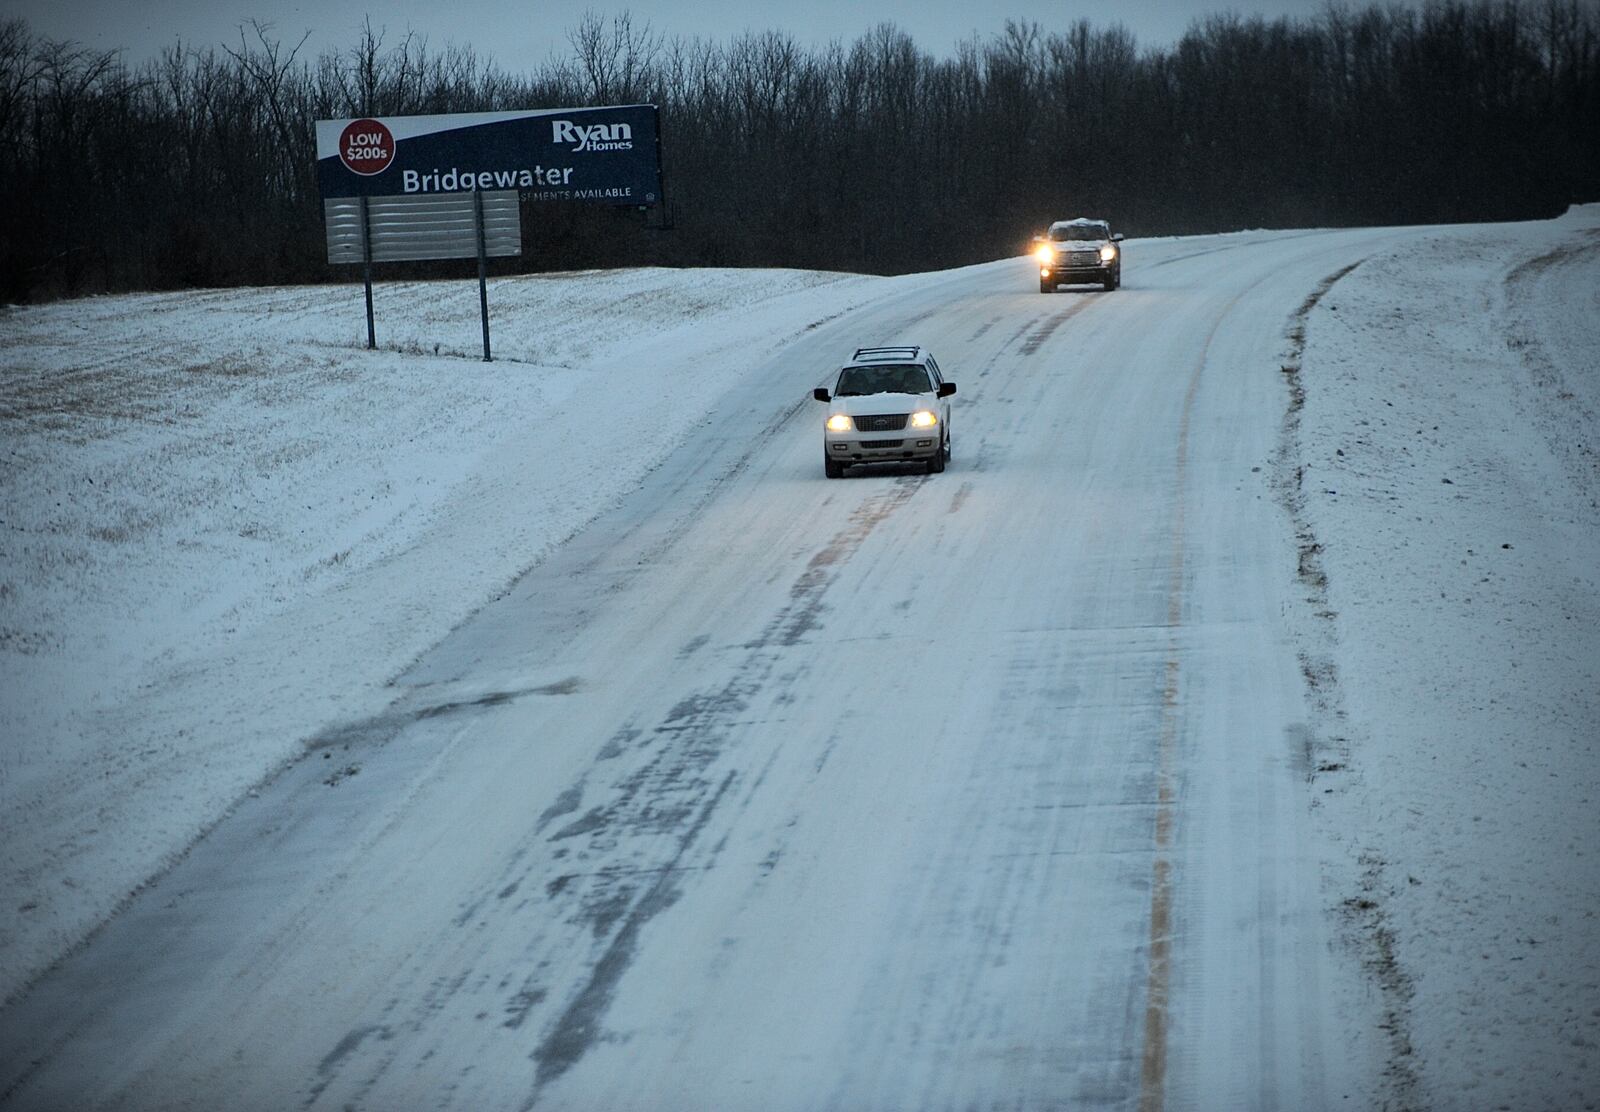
[
  {"xmin": 813, "ymin": 387, "xmax": 831, "ymax": 402},
  {"xmin": 938, "ymin": 382, "xmax": 956, "ymax": 398},
  {"xmin": 1113, "ymin": 233, "xmax": 1125, "ymax": 242}
]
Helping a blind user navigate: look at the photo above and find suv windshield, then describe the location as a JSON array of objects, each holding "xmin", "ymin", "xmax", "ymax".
[
  {"xmin": 836, "ymin": 365, "xmax": 932, "ymax": 396},
  {"xmin": 1051, "ymin": 224, "xmax": 1108, "ymax": 242}
]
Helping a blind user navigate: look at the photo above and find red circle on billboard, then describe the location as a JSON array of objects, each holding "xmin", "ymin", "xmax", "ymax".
[{"xmin": 339, "ymin": 118, "xmax": 395, "ymax": 176}]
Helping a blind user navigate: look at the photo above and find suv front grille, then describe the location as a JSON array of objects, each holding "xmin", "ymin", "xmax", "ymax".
[
  {"xmin": 860, "ymin": 439, "xmax": 904, "ymax": 449},
  {"xmin": 853, "ymin": 414, "xmax": 908, "ymax": 432}
]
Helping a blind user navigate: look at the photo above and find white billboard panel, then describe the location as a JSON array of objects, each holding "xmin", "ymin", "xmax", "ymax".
[{"xmin": 324, "ymin": 191, "xmax": 520, "ymax": 265}]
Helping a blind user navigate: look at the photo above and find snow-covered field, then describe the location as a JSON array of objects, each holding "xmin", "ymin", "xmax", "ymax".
[{"xmin": 2, "ymin": 209, "xmax": 1596, "ymax": 1109}]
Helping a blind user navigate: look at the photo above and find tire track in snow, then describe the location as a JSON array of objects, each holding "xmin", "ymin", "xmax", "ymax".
[
  {"xmin": 1021, "ymin": 298, "xmax": 1095, "ymax": 356},
  {"xmin": 521, "ymin": 476, "xmax": 928, "ymax": 1105},
  {"xmin": 953, "ymin": 294, "xmax": 1094, "ymax": 477},
  {"xmin": 1503, "ymin": 234, "xmax": 1600, "ymax": 502}
]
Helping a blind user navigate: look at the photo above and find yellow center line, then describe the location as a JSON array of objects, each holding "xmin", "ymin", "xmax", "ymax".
[{"xmin": 1139, "ymin": 297, "xmax": 1237, "ymax": 1112}]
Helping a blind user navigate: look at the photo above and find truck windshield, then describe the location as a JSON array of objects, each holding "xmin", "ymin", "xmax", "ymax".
[{"xmin": 1051, "ymin": 224, "xmax": 1108, "ymax": 242}]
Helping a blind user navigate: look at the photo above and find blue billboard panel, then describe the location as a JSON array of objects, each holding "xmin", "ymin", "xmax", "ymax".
[{"xmin": 315, "ymin": 105, "xmax": 662, "ymax": 205}]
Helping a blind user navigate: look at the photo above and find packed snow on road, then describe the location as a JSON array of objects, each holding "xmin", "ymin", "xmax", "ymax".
[{"xmin": 1, "ymin": 208, "xmax": 1595, "ymax": 1110}]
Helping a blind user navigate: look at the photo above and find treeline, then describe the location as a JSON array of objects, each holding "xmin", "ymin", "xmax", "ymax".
[{"xmin": 1, "ymin": 2, "xmax": 1597, "ymax": 301}]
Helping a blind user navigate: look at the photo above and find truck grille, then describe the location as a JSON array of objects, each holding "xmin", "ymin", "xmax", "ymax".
[{"xmin": 854, "ymin": 414, "xmax": 908, "ymax": 432}]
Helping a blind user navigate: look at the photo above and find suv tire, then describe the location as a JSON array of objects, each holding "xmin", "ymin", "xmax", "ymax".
[{"xmin": 825, "ymin": 457, "xmax": 845, "ymax": 479}]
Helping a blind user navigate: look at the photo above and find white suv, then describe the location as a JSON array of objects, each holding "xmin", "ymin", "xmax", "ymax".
[{"xmin": 811, "ymin": 346, "xmax": 957, "ymax": 478}]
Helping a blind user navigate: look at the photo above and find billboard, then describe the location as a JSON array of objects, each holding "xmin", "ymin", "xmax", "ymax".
[{"xmin": 314, "ymin": 105, "xmax": 662, "ymax": 206}]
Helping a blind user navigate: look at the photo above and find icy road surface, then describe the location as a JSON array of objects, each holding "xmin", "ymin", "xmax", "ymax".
[{"xmin": 3, "ymin": 217, "xmax": 1594, "ymax": 1110}]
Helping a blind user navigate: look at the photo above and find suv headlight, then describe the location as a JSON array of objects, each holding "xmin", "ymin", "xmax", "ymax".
[
  {"xmin": 1033, "ymin": 244, "xmax": 1054, "ymax": 264},
  {"xmin": 910, "ymin": 410, "xmax": 938, "ymax": 428},
  {"xmin": 826, "ymin": 414, "xmax": 853, "ymax": 432},
  {"xmin": 1099, "ymin": 244, "xmax": 1118, "ymax": 262}
]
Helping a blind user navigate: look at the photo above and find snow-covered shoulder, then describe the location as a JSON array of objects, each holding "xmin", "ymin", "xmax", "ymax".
[{"xmin": 1289, "ymin": 203, "xmax": 1600, "ymax": 1110}]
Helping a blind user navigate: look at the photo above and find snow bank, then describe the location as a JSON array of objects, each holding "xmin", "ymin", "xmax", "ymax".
[{"xmin": 1289, "ymin": 205, "xmax": 1600, "ymax": 1109}]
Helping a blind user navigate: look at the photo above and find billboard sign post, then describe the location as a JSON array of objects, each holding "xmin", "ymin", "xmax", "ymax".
[
  {"xmin": 474, "ymin": 189, "xmax": 491, "ymax": 362},
  {"xmin": 360, "ymin": 195, "xmax": 374, "ymax": 351},
  {"xmin": 315, "ymin": 106, "xmax": 664, "ymax": 359}
]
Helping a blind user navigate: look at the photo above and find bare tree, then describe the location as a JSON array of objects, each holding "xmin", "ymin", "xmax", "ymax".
[
  {"xmin": 2, "ymin": 1, "xmax": 1597, "ymax": 299},
  {"xmin": 569, "ymin": 11, "xmax": 662, "ymax": 103}
]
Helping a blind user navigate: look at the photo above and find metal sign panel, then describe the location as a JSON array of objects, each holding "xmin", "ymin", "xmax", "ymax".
[
  {"xmin": 314, "ymin": 106, "xmax": 662, "ymax": 206},
  {"xmin": 323, "ymin": 192, "xmax": 521, "ymax": 265}
]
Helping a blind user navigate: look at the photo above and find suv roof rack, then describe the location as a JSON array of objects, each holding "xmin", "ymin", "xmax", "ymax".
[{"xmin": 851, "ymin": 345, "xmax": 922, "ymax": 362}]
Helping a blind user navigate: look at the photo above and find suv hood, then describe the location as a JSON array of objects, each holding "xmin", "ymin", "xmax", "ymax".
[{"xmin": 832, "ymin": 391, "xmax": 933, "ymax": 416}]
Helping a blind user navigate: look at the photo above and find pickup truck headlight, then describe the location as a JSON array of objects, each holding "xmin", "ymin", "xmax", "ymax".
[
  {"xmin": 910, "ymin": 410, "xmax": 938, "ymax": 429},
  {"xmin": 826, "ymin": 414, "xmax": 853, "ymax": 432},
  {"xmin": 1099, "ymin": 244, "xmax": 1118, "ymax": 262},
  {"xmin": 1033, "ymin": 244, "xmax": 1054, "ymax": 264}
]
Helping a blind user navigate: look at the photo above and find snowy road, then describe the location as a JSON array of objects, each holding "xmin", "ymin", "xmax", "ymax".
[{"xmin": 0, "ymin": 230, "xmax": 1412, "ymax": 1109}]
